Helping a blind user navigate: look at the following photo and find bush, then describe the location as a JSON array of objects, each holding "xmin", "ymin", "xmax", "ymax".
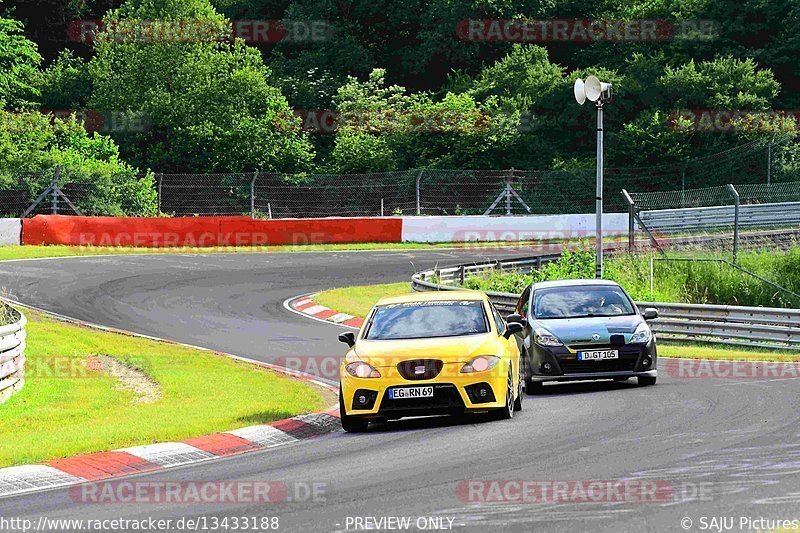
[{"xmin": 0, "ymin": 110, "xmax": 157, "ymax": 216}]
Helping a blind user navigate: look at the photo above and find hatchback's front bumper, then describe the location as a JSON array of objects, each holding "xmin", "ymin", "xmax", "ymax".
[{"xmin": 528, "ymin": 339, "xmax": 657, "ymax": 383}]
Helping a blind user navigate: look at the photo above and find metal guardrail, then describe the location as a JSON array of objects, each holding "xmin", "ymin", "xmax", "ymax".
[
  {"xmin": 0, "ymin": 308, "xmax": 26, "ymax": 404},
  {"xmin": 639, "ymin": 201, "xmax": 800, "ymax": 232},
  {"xmin": 411, "ymin": 255, "xmax": 800, "ymax": 351},
  {"xmin": 411, "ymin": 253, "xmax": 560, "ymax": 313},
  {"xmin": 637, "ymin": 302, "xmax": 800, "ymax": 350}
]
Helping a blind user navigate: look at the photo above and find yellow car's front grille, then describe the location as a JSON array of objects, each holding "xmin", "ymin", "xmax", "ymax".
[{"xmin": 396, "ymin": 359, "xmax": 444, "ymax": 380}]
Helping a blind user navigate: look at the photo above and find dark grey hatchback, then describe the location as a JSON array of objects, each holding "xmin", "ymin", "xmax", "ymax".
[{"xmin": 511, "ymin": 279, "xmax": 659, "ymax": 393}]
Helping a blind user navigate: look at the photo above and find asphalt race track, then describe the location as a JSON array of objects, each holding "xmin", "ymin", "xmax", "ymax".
[{"xmin": 1, "ymin": 249, "xmax": 800, "ymax": 532}]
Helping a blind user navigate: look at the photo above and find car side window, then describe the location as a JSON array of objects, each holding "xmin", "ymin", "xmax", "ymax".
[
  {"xmin": 518, "ymin": 286, "xmax": 531, "ymax": 318},
  {"xmin": 491, "ymin": 304, "xmax": 506, "ymax": 336}
]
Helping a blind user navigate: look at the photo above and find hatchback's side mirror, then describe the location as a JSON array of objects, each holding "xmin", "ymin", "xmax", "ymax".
[
  {"xmin": 338, "ymin": 331, "xmax": 356, "ymax": 347},
  {"xmin": 506, "ymin": 313, "xmax": 526, "ymax": 326},
  {"xmin": 642, "ymin": 308, "xmax": 659, "ymax": 321},
  {"xmin": 504, "ymin": 322, "xmax": 524, "ymax": 339}
]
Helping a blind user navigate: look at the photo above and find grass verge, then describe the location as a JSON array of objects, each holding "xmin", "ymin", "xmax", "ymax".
[
  {"xmin": 0, "ymin": 309, "xmax": 333, "ymax": 468},
  {"xmin": 313, "ymin": 282, "xmax": 799, "ymax": 362},
  {"xmin": 0, "ymin": 239, "xmax": 580, "ymax": 262},
  {"xmin": 314, "ymin": 282, "xmax": 412, "ymax": 318}
]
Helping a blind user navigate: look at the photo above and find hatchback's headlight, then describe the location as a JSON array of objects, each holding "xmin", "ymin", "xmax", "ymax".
[
  {"xmin": 345, "ymin": 362, "xmax": 381, "ymax": 378},
  {"xmin": 630, "ymin": 323, "xmax": 652, "ymax": 344},
  {"xmin": 535, "ymin": 328, "xmax": 562, "ymax": 347},
  {"xmin": 460, "ymin": 355, "xmax": 501, "ymax": 373}
]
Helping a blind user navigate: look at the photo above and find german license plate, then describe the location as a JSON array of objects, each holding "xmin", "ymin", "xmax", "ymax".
[
  {"xmin": 577, "ymin": 350, "xmax": 619, "ymax": 361},
  {"xmin": 388, "ymin": 386, "xmax": 434, "ymax": 399}
]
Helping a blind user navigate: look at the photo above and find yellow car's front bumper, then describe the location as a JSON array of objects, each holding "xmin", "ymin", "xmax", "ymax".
[{"xmin": 340, "ymin": 362, "xmax": 510, "ymax": 418}]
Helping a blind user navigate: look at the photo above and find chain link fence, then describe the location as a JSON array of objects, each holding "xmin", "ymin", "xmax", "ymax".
[
  {"xmin": 2, "ymin": 139, "xmax": 798, "ymax": 219},
  {"xmin": 156, "ymin": 169, "xmax": 597, "ymax": 217},
  {"xmin": 624, "ymin": 181, "xmax": 800, "ymax": 260}
]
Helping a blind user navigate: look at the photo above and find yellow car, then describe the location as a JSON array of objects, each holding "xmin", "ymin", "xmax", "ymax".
[{"xmin": 337, "ymin": 291, "xmax": 525, "ymax": 432}]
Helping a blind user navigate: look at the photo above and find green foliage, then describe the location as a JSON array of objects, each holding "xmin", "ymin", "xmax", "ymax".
[
  {"xmin": 5, "ymin": 0, "xmax": 800, "ymax": 182},
  {"xmin": 0, "ymin": 109, "xmax": 157, "ymax": 216},
  {"xmin": 464, "ymin": 248, "xmax": 596, "ymax": 293},
  {"xmin": 0, "ymin": 16, "xmax": 42, "ymax": 109},
  {"xmin": 463, "ymin": 247, "xmax": 800, "ymax": 308},
  {"xmin": 39, "ymin": 50, "xmax": 92, "ymax": 109},
  {"xmin": 329, "ymin": 69, "xmax": 520, "ymax": 172},
  {"xmin": 88, "ymin": 0, "xmax": 314, "ymax": 173}
]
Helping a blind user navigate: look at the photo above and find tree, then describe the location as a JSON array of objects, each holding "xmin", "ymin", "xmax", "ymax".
[
  {"xmin": 88, "ymin": 0, "xmax": 314, "ymax": 173},
  {"xmin": 328, "ymin": 69, "xmax": 520, "ymax": 172},
  {"xmin": 0, "ymin": 16, "xmax": 42, "ymax": 109},
  {"xmin": 614, "ymin": 56, "xmax": 789, "ymax": 167},
  {"xmin": 40, "ymin": 50, "xmax": 93, "ymax": 109},
  {"xmin": 0, "ymin": 109, "xmax": 157, "ymax": 216}
]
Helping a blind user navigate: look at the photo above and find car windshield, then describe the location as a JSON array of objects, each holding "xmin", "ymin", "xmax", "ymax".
[
  {"xmin": 534, "ymin": 286, "xmax": 635, "ymax": 319},
  {"xmin": 365, "ymin": 300, "xmax": 488, "ymax": 340}
]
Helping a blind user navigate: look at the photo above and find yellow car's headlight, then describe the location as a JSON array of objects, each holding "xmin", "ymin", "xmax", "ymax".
[
  {"xmin": 345, "ymin": 361, "xmax": 382, "ymax": 378},
  {"xmin": 460, "ymin": 355, "xmax": 501, "ymax": 374}
]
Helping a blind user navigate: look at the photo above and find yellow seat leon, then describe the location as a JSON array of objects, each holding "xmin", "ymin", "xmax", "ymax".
[{"xmin": 337, "ymin": 290, "xmax": 525, "ymax": 432}]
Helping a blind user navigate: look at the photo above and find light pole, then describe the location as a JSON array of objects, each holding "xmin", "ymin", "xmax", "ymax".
[{"xmin": 574, "ymin": 75, "xmax": 612, "ymax": 279}]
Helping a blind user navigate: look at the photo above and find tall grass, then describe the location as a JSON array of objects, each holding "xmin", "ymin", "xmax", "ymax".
[
  {"xmin": 0, "ymin": 301, "xmax": 20, "ymax": 326},
  {"xmin": 463, "ymin": 247, "xmax": 800, "ymax": 308}
]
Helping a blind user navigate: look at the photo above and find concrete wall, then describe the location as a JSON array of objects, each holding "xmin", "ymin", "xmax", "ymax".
[
  {"xmin": 0, "ymin": 219, "xmax": 21, "ymax": 246},
  {"xmin": 16, "ymin": 213, "xmax": 630, "ymax": 247},
  {"xmin": 401, "ymin": 214, "xmax": 629, "ymax": 243}
]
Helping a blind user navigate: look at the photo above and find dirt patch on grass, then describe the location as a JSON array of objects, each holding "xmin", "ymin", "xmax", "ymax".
[{"xmin": 87, "ymin": 355, "xmax": 162, "ymax": 404}]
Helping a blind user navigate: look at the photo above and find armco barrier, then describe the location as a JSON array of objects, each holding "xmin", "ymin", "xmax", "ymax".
[
  {"xmin": 639, "ymin": 201, "xmax": 800, "ymax": 232},
  {"xmin": 21, "ymin": 215, "xmax": 403, "ymax": 247},
  {"xmin": 400, "ymin": 214, "xmax": 629, "ymax": 243},
  {"xmin": 0, "ymin": 307, "xmax": 26, "ymax": 404},
  {"xmin": 0, "ymin": 219, "xmax": 21, "ymax": 246},
  {"xmin": 411, "ymin": 256, "xmax": 800, "ymax": 351}
]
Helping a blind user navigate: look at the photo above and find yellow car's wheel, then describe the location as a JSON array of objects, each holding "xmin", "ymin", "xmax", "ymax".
[
  {"xmin": 492, "ymin": 367, "xmax": 515, "ymax": 420},
  {"xmin": 514, "ymin": 361, "xmax": 523, "ymax": 412}
]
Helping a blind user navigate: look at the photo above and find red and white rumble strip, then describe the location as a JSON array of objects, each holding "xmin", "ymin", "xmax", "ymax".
[
  {"xmin": 289, "ymin": 295, "xmax": 364, "ymax": 328},
  {"xmin": 0, "ymin": 299, "xmax": 342, "ymax": 500},
  {"xmin": 0, "ymin": 407, "xmax": 340, "ymax": 498}
]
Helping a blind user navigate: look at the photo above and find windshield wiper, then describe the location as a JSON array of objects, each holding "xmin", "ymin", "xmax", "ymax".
[{"xmin": 537, "ymin": 313, "xmax": 633, "ymax": 320}]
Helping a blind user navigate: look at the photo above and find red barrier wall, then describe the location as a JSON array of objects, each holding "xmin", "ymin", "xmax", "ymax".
[
  {"xmin": 21, "ymin": 215, "xmax": 403, "ymax": 247},
  {"xmin": 218, "ymin": 217, "xmax": 402, "ymax": 246}
]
